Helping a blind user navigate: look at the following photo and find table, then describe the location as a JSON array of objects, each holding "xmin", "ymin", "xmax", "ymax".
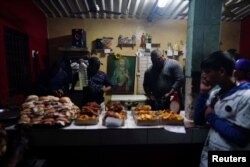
[{"xmin": 7, "ymin": 111, "xmax": 209, "ymax": 147}]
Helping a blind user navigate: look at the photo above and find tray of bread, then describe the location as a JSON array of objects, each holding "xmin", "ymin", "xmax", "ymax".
[
  {"xmin": 17, "ymin": 95, "xmax": 80, "ymax": 128},
  {"xmin": 156, "ymin": 109, "xmax": 184, "ymax": 125},
  {"xmin": 74, "ymin": 102, "xmax": 100, "ymax": 125},
  {"xmin": 103, "ymin": 102, "xmax": 126, "ymax": 127},
  {"xmin": 132, "ymin": 104, "xmax": 158, "ymax": 126},
  {"xmin": 133, "ymin": 110, "xmax": 159, "ymax": 126}
]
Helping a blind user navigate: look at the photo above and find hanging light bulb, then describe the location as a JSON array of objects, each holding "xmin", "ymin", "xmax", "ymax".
[{"xmin": 157, "ymin": 0, "xmax": 169, "ymax": 8}]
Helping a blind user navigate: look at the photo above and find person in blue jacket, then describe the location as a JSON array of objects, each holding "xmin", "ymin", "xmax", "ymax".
[
  {"xmin": 193, "ymin": 51, "xmax": 250, "ymax": 167},
  {"xmin": 234, "ymin": 58, "xmax": 250, "ymax": 84}
]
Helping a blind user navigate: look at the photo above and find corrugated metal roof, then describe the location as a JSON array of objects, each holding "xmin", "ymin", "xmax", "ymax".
[{"xmin": 33, "ymin": 0, "xmax": 250, "ymax": 21}]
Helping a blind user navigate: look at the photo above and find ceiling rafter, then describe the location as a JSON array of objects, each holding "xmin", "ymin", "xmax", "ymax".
[
  {"xmin": 33, "ymin": 0, "xmax": 49, "ymax": 17},
  {"xmin": 50, "ymin": 0, "xmax": 63, "ymax": 17},
  {"xmin": 58, "ymin": 0, "xmax": 70, "ymax": 17},
  {"xmin": 75, "ymin": 0, "xmax": 86, "ymax": 18},
  {"xmin": 41, "ymin": 0, "xmax": 56, "ymax": 17}
]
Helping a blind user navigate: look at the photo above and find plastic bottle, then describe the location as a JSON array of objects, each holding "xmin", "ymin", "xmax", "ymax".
[
  {"xmin": 148, "ymin": 34, "xmax": 152, "ymax": 43},
  {"xmin": 78, "ymin": 60, "xmax": 88, "ymax": 88},
  {"xmin": 145, "ymin": 33, "xmax": 149, "ymax": 43}
]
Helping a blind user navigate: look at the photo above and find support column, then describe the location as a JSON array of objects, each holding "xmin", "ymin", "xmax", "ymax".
[{"xmin": 185, "ymin": 0, "xmax": 222, "ymax": 119}]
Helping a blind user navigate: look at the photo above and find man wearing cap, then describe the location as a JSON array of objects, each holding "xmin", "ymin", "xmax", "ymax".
[
  {"xmin": 234, "ymin": 58, "xmax": 250, "ymax": 84},
  {"xmin": 82, "ymin": 57, "xmax": 112, "ymax": 105}
]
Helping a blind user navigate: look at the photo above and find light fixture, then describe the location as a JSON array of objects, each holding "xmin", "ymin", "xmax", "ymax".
[{"xmin": 157, "ymin": 0, "xmax": 169, "ymax": 8}]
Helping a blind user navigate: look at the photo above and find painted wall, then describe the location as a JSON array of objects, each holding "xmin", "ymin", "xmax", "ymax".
[
  {"xmin": 47, "ymin": 18, "xmax": 188, "ymax": 67},
  {"xmin": 240, "ymin": 16, "xmax": 250, "ymax": 58},
  {"xmin": 220, "ymin": 21, "xmax": 241, "ymax": 52},
  {"xmin": 47, "ymin": 18, "xmax": 241, "ymax": 94},
  {"xmin": 0, "ymin": 0, "xmax": 48, "ymax": 105}
]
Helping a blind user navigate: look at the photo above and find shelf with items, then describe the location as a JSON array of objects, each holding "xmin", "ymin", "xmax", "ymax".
[
  {"xmin": 140, "ymin": 43, "xmax": 160, "ymax": 48},
  {"xmin": 117, "ymin": 43, "xmax": 136, "ymax": 50},
  {"xmin": 58, "ymin": 47, "xmax": 89, "ymax": 52},
  {"xmin": 58, "ymin": 47, "xmax": 90, "ymax": 60},
  {"xmin": 91, "ymin": 49, "xmax": 113, "ymax": 55}
]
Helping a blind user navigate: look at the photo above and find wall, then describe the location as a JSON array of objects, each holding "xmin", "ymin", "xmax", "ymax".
[
  {"xmin": 220, "ymin": 21, "xmax": 241, "ymax": 51},
  {"xmin": 240, "ymin": 16, "xmax": 250, "ymax": 58},
  {"xmin": 47, "ymin": 18, "xmax": 241, "ymax": 94},
  {"xmin": 0, "ymin": 0, "xmax": 48, "ymax": 105},
  {"xmin": 47, "ymin": 18, "xmax": 188, "ymax": 68}
]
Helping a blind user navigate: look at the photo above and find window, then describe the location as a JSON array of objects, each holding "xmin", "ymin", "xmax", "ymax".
[{"xmin": 4, "ymin": 27, "xmax": 31, "ymax": 95}]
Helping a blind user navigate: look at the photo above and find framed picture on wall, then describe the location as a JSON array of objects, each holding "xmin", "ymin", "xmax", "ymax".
[{"xmin": 107, "ymin": 55, "xmax": 136, "ymax": 94}]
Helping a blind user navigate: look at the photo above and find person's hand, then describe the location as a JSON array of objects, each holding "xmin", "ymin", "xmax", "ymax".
[
  {"xmin": 52, "ymin": 89, "xmax": 64, "ymax": 97},
  {"xmin": 101, "ymin": 86, "xmax": 111, "ymax": 93},
  {"xmin": 205, "ymin": 105, "xmax": 214, "ymax": 117},
  {"xmin": 200, "ymin": 79, "xmax": 212, "ymax": 93},
  {"xmin": 162, "ymin": 89, "xmax": 174, "ymax": 99}
]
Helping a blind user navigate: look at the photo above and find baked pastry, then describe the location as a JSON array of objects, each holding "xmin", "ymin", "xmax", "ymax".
[
  {"xmin": 59, "ymin": 97, "xmax": 71, "ymax": 103},
  {"xmin": 25, "ymin": 95, "xmax": 39, "ymax": 102},
  {"xmin": 22, "ymin": 101, "xmax": 35, "ymax": 109},
  {"xmin": 39, "ymin": 96, "xmax": 50, "ymax": 101}
]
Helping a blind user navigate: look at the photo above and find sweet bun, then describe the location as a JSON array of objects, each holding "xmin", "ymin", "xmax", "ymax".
[
  {"xmin": 47, "ymin": 96, "xmax": 59, "ymax": 102},
  {"xmin": 22, "ymin": 101, "xmax": 35, "ymax": 109},
  {"xmin": 52, "ymin": 96, "xmax": 59, "ymax": 101},
  {"xmin": 59, "ymin": 97, "xmax": 71, "ymax": 103},
  {"xmin": 31, "ymin": 117, "xmax": 43, "ymax": 123},
  {"xmin": 19, "ymin": 116, "xmax": 31, "ymax": 123},
  {"xmin": 42, "ymin": 118, "xmax": 55, "ymax": 124},
  {"xmin": 56, "ymin": 117, "xmax": 70, "ymax": 124},
  {"xmin": 20, "ymin": 108, "xmax": 32, "ymax": 115},
  {"xmin": 25, "ymin": 95, "xmax": 39, "ymax": 102},
  {"xmin": 39, "ymin": 96, "xmax": 50, "ymax": 101}
]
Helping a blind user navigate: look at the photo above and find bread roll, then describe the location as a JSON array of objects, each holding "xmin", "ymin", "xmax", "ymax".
[
  {"xmin": 56, "ymin": 117, "xmax": 70, "ymax": 124},
  {"xmin": 59, "ymin": 97, "xmax": 71, "ymax": 103},
  {"xmin": 22, "ymin": 101, "xmax": 34, "ymax": 109},
  {"xmin": 25, "ymin": 95, "xmax": 39, "ymax": 102},
  {"xmin": 39, "ymin": 96, "xmax": 50, "ymax": 101}
]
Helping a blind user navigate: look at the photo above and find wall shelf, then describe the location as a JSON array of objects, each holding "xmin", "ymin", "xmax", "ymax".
[
  {"xmin": 91, "ymin": 49, "xmax": 113, "ymax": 55},
  {"xmin": 58, "ymin": 47, "xmax": 90, "ymax": 60},
  {"xmin": 140, "ymin": 43, "xmax": 160, "ymax": 48},
  {"xmin": 117, "ymin": 43, "xmax": 136, "ymax": 49},
  {"xmin": 58, "ymin": 47, "xmax": 89, "ymax": 52}
]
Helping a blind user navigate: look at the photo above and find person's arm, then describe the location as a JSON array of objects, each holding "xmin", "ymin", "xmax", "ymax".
[
  {"xmin": 193, "ymin": 77, "xmax": 215, "ymax": 125},
  {"xmin": 164, "ymin": 61, "xmax": 184, "ymax": 98},
  {"xmin": 171, "ymin": 62, "xmax": 185, "ymax": 91},
  {"xmin": 102, "ymin": 85, "xmax": 112, "ymax": 92},
  {"xmin": 193, "ymin": 92, "xmax": 209, "ymax": 125},
  {"xmin": 143, "ymin": 71, "xmax": 153, "ymax": 98},
  {"xmin": 206, "ymin": 111, "xmax": 250, "ymax": 147},
  {"xmin": 102, "ymin": 74, "xmax": 112, "ymax": 93}
]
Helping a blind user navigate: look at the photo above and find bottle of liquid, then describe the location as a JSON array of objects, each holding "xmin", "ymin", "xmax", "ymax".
[
  {"xmin": 78, "ymin": 60, "xmax": 88, "ymax": 88},
  {"xmin": 148, "ymin": 34, "xmax": 152, "ymax": 43},
  {"xmin": 140, "ymin": 33, "xmax": 145, "ymax": 45},
  {"xmin": 145, "ymin": 33, "xmax": 149, "ymax": 43}
]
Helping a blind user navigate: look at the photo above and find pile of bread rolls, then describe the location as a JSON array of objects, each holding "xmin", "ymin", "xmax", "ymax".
[{"xmin": 18, "ymin": 95, "xmax": 80, "ymax": 127}]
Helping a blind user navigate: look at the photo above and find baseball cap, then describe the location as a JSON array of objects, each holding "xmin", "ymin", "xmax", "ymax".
[
  {"xmin": 88, "ymin": 57, "xmax": 103, "ymax": 66},
  {"xmin": 235, "ymin": 58, "xmax": 250, "ymax": 72}
]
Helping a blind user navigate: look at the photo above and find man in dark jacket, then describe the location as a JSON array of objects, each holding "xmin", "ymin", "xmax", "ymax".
[{"xmin": 143, "ymin": 49, "xmax": 184, "ymax": 110}]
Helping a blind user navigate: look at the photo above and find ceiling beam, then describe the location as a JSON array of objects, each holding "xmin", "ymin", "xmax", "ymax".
[
  {"xmin": 41, "ymin": 0, "xmax": 56, "ymax": 17},
  {"xmin": 58, "ymin": 0, "xmax": 70, "ymax": 17}
]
